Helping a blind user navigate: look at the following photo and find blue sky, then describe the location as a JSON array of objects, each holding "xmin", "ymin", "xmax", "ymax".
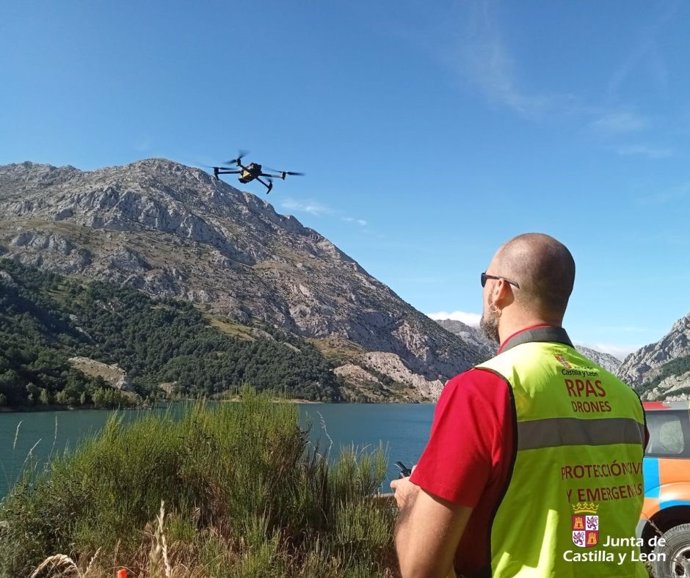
[{"xmin": 2, "ymin": 0, "xmax": 689, "ymax": 358}]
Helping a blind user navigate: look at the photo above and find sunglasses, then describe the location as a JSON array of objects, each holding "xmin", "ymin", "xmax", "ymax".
[{"xmin": 481, "ymin": 272, "xmax": 520, "ymax": 289}]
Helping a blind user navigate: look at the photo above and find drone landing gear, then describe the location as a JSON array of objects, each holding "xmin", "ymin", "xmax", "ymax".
[{"xmin": 256, "ymin": 176, "xmax": 273, "ymax": 194}]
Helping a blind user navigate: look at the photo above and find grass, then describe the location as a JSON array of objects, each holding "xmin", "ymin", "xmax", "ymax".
[
  {"xmin": 205, "ymin": 317, "xmax": 257, "ymax": 342},
  {"xmin": 308, "ymin": 337, "xmax": 366, "ymax": 367},
  {"xmin": 0, "ymin": 391, "xmax": 398, "ymax": 578}
]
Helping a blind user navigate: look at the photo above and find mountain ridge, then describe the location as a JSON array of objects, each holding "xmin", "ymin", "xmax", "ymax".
[
  {"xmin": 4, "ymin": 159, "xmax": 686, "ymax": 401},
  {"xmin": 0, "ymin": 159, "xmax": 484, "ymax": 400},
  {"xmin": 434, "ymin": 319, "xmax": 624, "ymax": 375}
]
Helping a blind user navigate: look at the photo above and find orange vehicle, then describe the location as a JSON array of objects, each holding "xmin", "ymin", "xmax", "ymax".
[{"xmin": 639, "ymin": 401, "xmax": 690, "ymax": 578}]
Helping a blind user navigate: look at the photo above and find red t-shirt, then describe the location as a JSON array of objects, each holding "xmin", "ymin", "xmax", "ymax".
[{"xmin": 409, "ymin": 368, "xmax": 515, "ymax": 576}]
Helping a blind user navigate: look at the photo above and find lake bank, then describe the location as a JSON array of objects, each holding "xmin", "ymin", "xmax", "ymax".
[{"xmin": 0, "ymin": 402, "xmax": 435, "ymax": 500}]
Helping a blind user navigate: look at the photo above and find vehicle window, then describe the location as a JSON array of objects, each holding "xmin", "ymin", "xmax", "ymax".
[{"xmin": 646, "ymin": 411, "xmax": 688, "ymax": 457}]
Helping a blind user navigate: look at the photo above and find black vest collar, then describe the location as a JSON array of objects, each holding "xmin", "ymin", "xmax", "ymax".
[{"xmin": 500, "ymin": 326, "xmax": 573, "ymax": 353}]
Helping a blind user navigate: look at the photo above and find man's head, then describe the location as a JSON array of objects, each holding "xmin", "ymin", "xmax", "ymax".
[{"xmin": 480, "ymin": 233, "xmax": 575, "ymax": 344}]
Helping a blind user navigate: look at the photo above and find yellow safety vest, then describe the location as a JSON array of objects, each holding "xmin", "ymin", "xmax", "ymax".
[{"xmin": 475, "ymin": 327, "xmax": 646, "ymax": 578}]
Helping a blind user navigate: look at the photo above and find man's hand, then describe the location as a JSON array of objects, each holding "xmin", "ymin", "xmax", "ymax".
[
  {"xmin": 391, "ymin": 475, "xmax": 472, "ymax": 578},
  {"xmin": 390, "ymin": 466, "xmax": 417, "ymax": 509}
]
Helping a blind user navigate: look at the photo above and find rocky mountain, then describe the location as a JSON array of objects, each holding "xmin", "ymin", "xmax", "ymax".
[
  {"xmin": 617, "ymin": 313, "xmax": 690, "ymax": 400},
  {"xmin": 0, "ymin": 159, "xmax": 486, "ymax": 401},
  {"xmin": 575, "ymin": 346, "xmax": 622, "ymax": 375},
  {"xmin": 436, "ymin": 314, "xmax": 690, "ymax": 400},
  {"xmin": 435, "ymin": 319, "xmax": 623, "ymax": 374},
  {"xmin": 434, "ymin": 319, "xmax": 495, "ymax": 362}
]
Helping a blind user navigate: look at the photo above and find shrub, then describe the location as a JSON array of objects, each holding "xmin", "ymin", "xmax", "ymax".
[{"xmin": 0, "ymin": 391, "xmax": 397, "ymax": 577}]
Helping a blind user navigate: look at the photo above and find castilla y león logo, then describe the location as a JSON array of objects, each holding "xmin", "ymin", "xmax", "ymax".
[
  {"xmin": 571, "ymin": 502, "xmax": 599, "ymax": 548},
  {"xmin": 555, "ymin": 354, "xmax": 572, "ymax": 368}
]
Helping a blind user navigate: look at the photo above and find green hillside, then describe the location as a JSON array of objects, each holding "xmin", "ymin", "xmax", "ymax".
[{"xmin": 0, "ymin": 260, "xmax": 342, "ymax": 408}]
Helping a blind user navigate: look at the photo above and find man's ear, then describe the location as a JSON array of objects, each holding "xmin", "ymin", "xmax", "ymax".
[{"xmin": 493, "ymin": 278, "xmax": 515, "ymax": 309}]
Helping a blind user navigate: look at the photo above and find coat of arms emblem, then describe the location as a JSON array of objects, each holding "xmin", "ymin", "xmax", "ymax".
[{"xmin": 571, "ymin": 502, "xmax": 599, "ymax": 548}]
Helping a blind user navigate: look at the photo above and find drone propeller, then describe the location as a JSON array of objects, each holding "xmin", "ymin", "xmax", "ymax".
[
  {"xmin": 264, "ymin": 165, "xmax": 304, "ymax": 176},
  {"xmin": 264, "ymin": 166, "xmax": 305, "ymax": 178},
  {"xmin": 225, "ymin": 150, "xmax": 248, "ymax": 166},
  {"xmin": 275, "ymin": 171, "xmax": 304, "ymax": 180}
]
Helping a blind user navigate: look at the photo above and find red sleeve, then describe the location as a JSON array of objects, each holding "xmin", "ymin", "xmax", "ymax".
[{"xmin": 409, "ymin": 368, "xmax": 513, "ymax": 508}]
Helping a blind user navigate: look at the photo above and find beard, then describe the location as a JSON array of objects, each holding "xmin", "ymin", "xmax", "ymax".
[{"xmin": 480, "ymin": 309, "xmax": 500, "ymax": 344}]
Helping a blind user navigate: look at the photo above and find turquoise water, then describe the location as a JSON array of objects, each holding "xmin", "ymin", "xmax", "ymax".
[{"xmin": 0, "ymin": 403, "xmax": 435, "ymax": 499}]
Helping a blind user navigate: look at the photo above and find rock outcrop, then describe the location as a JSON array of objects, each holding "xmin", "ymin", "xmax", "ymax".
[{"xmin": 616, "ymin": 314, "xmax": 690, "ymax": 400}]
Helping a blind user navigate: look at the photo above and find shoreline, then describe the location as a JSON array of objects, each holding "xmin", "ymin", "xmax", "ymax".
[{"xmin": 0, "ymin": 397, "xmax": 434, "ymax": 413}]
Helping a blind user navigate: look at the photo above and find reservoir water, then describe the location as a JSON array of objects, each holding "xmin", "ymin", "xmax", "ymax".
[{"xmin": 0, "ymin": 403, "xmax": 435, "ymax": 500}]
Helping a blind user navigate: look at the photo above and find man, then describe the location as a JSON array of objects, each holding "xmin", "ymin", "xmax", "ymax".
[{"xmin": 391, "ymin": 233, "xmax": 647, "ymax": 578}]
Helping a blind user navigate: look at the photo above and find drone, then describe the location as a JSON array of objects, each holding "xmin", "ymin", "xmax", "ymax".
[{"xmin": 211, "ymin": 152, "xmax": 304, "ymax": 194}]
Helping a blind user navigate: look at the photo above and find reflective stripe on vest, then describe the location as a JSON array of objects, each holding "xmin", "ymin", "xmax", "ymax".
[
  {"xmin": 517, "ymin": 417, "xmax": 645, "ymax": 451},
  {"xmin": 477, "ymin": 330, "xmax": 647, "ymax": 578}
]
